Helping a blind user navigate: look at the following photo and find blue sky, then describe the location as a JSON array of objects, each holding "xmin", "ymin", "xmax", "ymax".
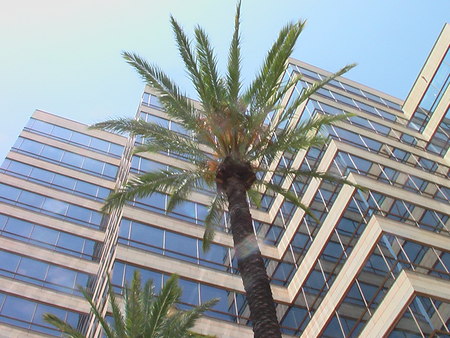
[{"xmin": 0, "ymin": 1, "xmax": 449, "ymax": 160}]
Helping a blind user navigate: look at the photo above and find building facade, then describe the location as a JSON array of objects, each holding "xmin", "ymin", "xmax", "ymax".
[{"xmin": 0, "ymin": 24, "xmax": 448, "ymax": 338}]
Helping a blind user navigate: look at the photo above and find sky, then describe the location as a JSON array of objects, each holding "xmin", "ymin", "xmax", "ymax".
[{"xmin": 0, "ymin": 0, "xmax": 449, "ymax": 161}]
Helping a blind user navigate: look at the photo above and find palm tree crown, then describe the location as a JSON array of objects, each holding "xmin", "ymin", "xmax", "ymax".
[
  {"xmin": 92, "ymin": 2, "xmax": 358, "ymax": 337},
  {"xmin": 44, "ymin": 271, "xmax": 217, "ymax": 338}
]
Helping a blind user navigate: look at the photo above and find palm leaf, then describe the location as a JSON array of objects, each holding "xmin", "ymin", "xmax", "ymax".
[
  {"xmin": 122, "ymin": 52, "xmax": 201, "ymax": 133},
  {"xmin": 145, "ymin": 274, "xmax": 182, "ymax": 337},
  {"xmin": 202, "ymin": 193, "xmax": 227, "ymax": 251},
  {"xmin": 43, "ymin": 314, "xmax": 85, "ymax": 338},
  {"xmin": 195, "ymin": 26, "xmax": 224, "ymax": 111},
  {"xmin": 259, "ymin": 180, "xmax": 319, "ymax": 223},
  {"xmin": 226, "ymin": 0, "xmax": 242, "ymax": 103},
  {"xmin": 159, "ymin": 298, "xmax": 219, "ymax": 338}
]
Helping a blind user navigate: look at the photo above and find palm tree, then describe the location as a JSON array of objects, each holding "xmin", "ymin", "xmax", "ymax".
[
  {"xmin": 44, "ymin": 271, "xmax": 217, "ymax": 337},
  {"xmin": 92, "ymin": 2, "xmax": 357, "ymax": 337}
]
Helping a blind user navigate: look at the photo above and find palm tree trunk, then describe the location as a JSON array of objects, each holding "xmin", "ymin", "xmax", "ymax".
[{"xmin": 225, "ymin": 176, "xmax": 282, "ymax": 338}]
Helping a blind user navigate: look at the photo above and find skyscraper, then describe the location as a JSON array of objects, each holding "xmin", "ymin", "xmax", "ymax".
[{"xmin": 0, "ymin": 24, "xmax": 448, "ymax": 337}]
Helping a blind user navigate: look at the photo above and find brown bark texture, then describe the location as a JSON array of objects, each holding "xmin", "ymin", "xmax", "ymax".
[{"xmin": 218, "ymin": 157, "xmax": 282, "ymax": 338}]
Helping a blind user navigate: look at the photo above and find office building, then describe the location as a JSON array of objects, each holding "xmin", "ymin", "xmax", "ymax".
[{"xmin": 0, "ymin": 24, "xmax": 448, "ymax": 337}]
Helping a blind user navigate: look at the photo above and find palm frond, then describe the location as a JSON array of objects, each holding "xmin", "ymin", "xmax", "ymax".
[
  {"xmin": 202, "ymin": 193, "xmax": 227, "ymax": 251},
  {"xmin": 145, "ymin": 274, "xmax": 182, "ymax": 337},
  {"xmin": 43, "ymin": 314, "xmax": 84, "ymax": 338},
  {"xmin": 227, "ymin": 0, "xmax": 242, "ymax": 103},
  {"xmin": 124, "ymin": 270, "xmax": 145, "ymax": 337},
  {"xmin": 170, "ymin": 16, "xmax": 209, "ymax": 112},
  {"xmin": 108, "ymin": 276, "xmax": 126, "ymax": 337},
  {"xmin": 102, "ymin": 168, "xmax": 205, "ymax": 213},
  {"xmin": 160, "ymin": 298, "xmax": 219, "ymax": 338},
  {"xmin": 166, "ymin": 170, "xmax": 205, "ymax": 211},
  {"xmin": 258, "ymin": 180, "xmax": 319, "ymax": 223},
  {"xmin": 276, "ymin": 63, "xmax": 356, "ymax": 128},
  {"xmin": 247, "ymin": 188, "xmax": 262, "ymax": 209},
  {"xmin": 244, "ymin": 21, "xmax": 305, "ymax": 112},
  {"xmin": 195, "ymin": 26, "xmax": 224, "ymax": 111},
  {"xmin": 79, "ymin": 287, "xmax": 114, "ymax": 338},
  {"xmin": 121, "ymin": 52, "xmax": 201, "ymax": 132}
]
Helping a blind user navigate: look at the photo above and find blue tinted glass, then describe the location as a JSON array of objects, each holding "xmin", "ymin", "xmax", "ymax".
[
  {"xmin": 57, "ymin": 232, "xmax": 83, "ymax": 252},
  {"xmin": 0, "ymin": 251, "xmax": 21, "ymax": 273},
  {"xmin": 178, "ymin": 278, "xmax": 199, "ymax": 307},
  {"xmin": 31, "ymin": 225, "xmax": 59, "ymax": 245},
  {"xmin": 82, "ymin": 157, "xmax": 103, "ymax": 173},
  {"xmin": 46, "ymin": 265, "xmax": 76, "ymax": 289},
  {"xmin": 20, "ymin": 191, "xmax": 45, "ymax": 209},
  {"xmin": 52, "ymin": 174, "xmax": 77, "ymax": 190},
  {"xmin": 102, "ymin": 163, "xmax": 118, "ymax": 179},
  {"xmin": 1, "ymin": 295, "xmax": 36, "ymax": 322},
  {"xmin": 4, "ymin": 217, "xmax": 33, "ymax": 238},
  {"xmin": 19, "ymin": 138, "xmax": 44, "ymax": 154},
  {"xmin": 70, "ymin": 132, "xmax": 90, "ymax": 146},
  {"xmin": 17, "ymin": 257, "xmax": 48, "ymax": 280},
  {"xmin": 165, "ymin": 232, "xmax": 197, "ymax": 259},
  {"xmin": 7, "ymin": 161, "xmax": 32, "ymax": 177},
  {"xmin": 62, "ymin": 152, "xmax": 84, "ymax": 167},
  {"xmin": 41, "ymin": 145, "xmax": 64, "ymax": 161},
  {"xmin": 30, "ymin": 167, "xmax": 55, "ymax": 183},
  {"xmin": 52, "ymin": 125, "xmax": 72, "ymax": 139},
  {"xmin": 42, "ymin": 198, "xmax": 69, "ymax": 216},
  {"xmin": 74, "ymin": 180, "xmax": 98, "ymax": 196},
  {"xmin": 0, "ymin": 184, "xmax": 21, "ymax": 201},
  {"xmin": 130, "ymin": 222, "xmax": 163, "ymax": 248},
  {"xmin": 89, "ymin": 138, "xmax": 109, "ymax": 152}
]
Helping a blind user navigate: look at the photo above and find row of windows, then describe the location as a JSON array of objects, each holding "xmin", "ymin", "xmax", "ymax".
[
  {"xmin": 13, "ymin": 137, "xmax": 118, "ymax": 180},
  {"xmin": 329, "ymin": 234, "xmax": 450, "ymax": 337},
  {"xmin": 1, "ymin": 159, "xmax": 111, "ymax": 202},
  {"xmin": 327, "ymin": 125, "xmax": 449, "ymax": 178},
  {"xmin": 0, "ymin": 214, "xmax": 100, "ymax": 261},
  {"xmin": 0, "ymin": 184, "xmax": 104, "ymax": 230},
  {"xmin": 368, "ymin": 191, "xmax": 450, "ymax": 235},
  {"xmin": 118, "ymin": 218, "xmax": 234, "ymax": 273},
  {"xmin": 303, "ymin": 99, "xmax": 427, "ymax": 157},
  {"xmin": 426, "ymin": 107, "xmax": 450, "ymax": 157},
  {"xmin": 335, "ymin": 151, "xmax": 450, "ymax": 202},
  {"xmin": 391, "ymin": 295, "xmax": 449, "ymax": 337},
  {"xmin": 139, "ymin": 111, "xmax": 190, "ymax": 136},
  {"xmin": 118, "ymin": 218, "xmax": 297, "ymax": 285},
  {"xmin": 291, "ymin": 64, "xmax": 403, "ymax": 111},
  {"xmin": 26, "ymin": 118, "xmax": 124, "ymax": 158},
  {"xmin": 129, "ymin": 190, "xmax": 228, "ymax": 233},
  {"xmin": 111, "ymin": 261, "xmax": 308, "ymax": 333},
  {"xmin": 408, "ymin": 48, "xmax": 450, "ymax": 133},
  {"xmin": 0, "ymin": 250, "xmax": 94, "ymax": 296},
  {"xmin": 0, "ymin": 292, "xmax": 86, "ymax": 336}
]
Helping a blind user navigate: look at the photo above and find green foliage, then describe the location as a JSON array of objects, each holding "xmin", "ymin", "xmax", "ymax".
[
  {"xmin": 43, "ymin": 271, "xmax": 218, "ymax": 338},
  {"xmin": 91, "ymin": 1, "xmax": 359, "ymax": 249}
]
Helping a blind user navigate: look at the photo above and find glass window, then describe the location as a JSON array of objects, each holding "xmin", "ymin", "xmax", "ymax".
[
  {"xmin": 178, "ymin": 278, "xmax": 199, "ymax": 308},
  {"xmin": 52, "ymin": 125, "xmax": 72, "ymax": 139},
  {"xmin": 46, "ymin": 265, "xmax": 76, "ymax": 289},
  {"xmin": 165, "ymin": 232, "xmax": 197, "ymax": 262},
  {"xmin": 17, "ymin": 257, "xmax": 48, "ymax": 281},
  {"xmin": 70, "ymin": 132, "xmax": 91, "ymax": 146},
  {"xmin": 0, "ymin": 251, "xmax": 21, "ymax": 275},
  {"xmin": 130, "ymin": 222, "xmax": 164, "ymax": 251},
  {"xmin": 170, "ymin": 200, "xmax": 196, "ymax": 222},
  {"xmin": 1, "ymin": 295, "xmax": 36, "ymax": 323},
  {"xmin": 30, "ymin": 225, "xmax": 59, "ymax": 245},
  {"xmin": 61, "ymin": 151, "xmax": 84, "ymax": 168},
  {"xmin": 41, "ymin": 145, "xmax": 64, "ymax": 161},
  {"xmin": 4, "ymin": 217, "xmax": 33, "ymax": 239}
]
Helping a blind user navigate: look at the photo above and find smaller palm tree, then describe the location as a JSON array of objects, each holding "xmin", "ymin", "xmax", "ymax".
[{"xmin": 43, "ymin": 271, "xmax": 218, "ymax": 338}]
